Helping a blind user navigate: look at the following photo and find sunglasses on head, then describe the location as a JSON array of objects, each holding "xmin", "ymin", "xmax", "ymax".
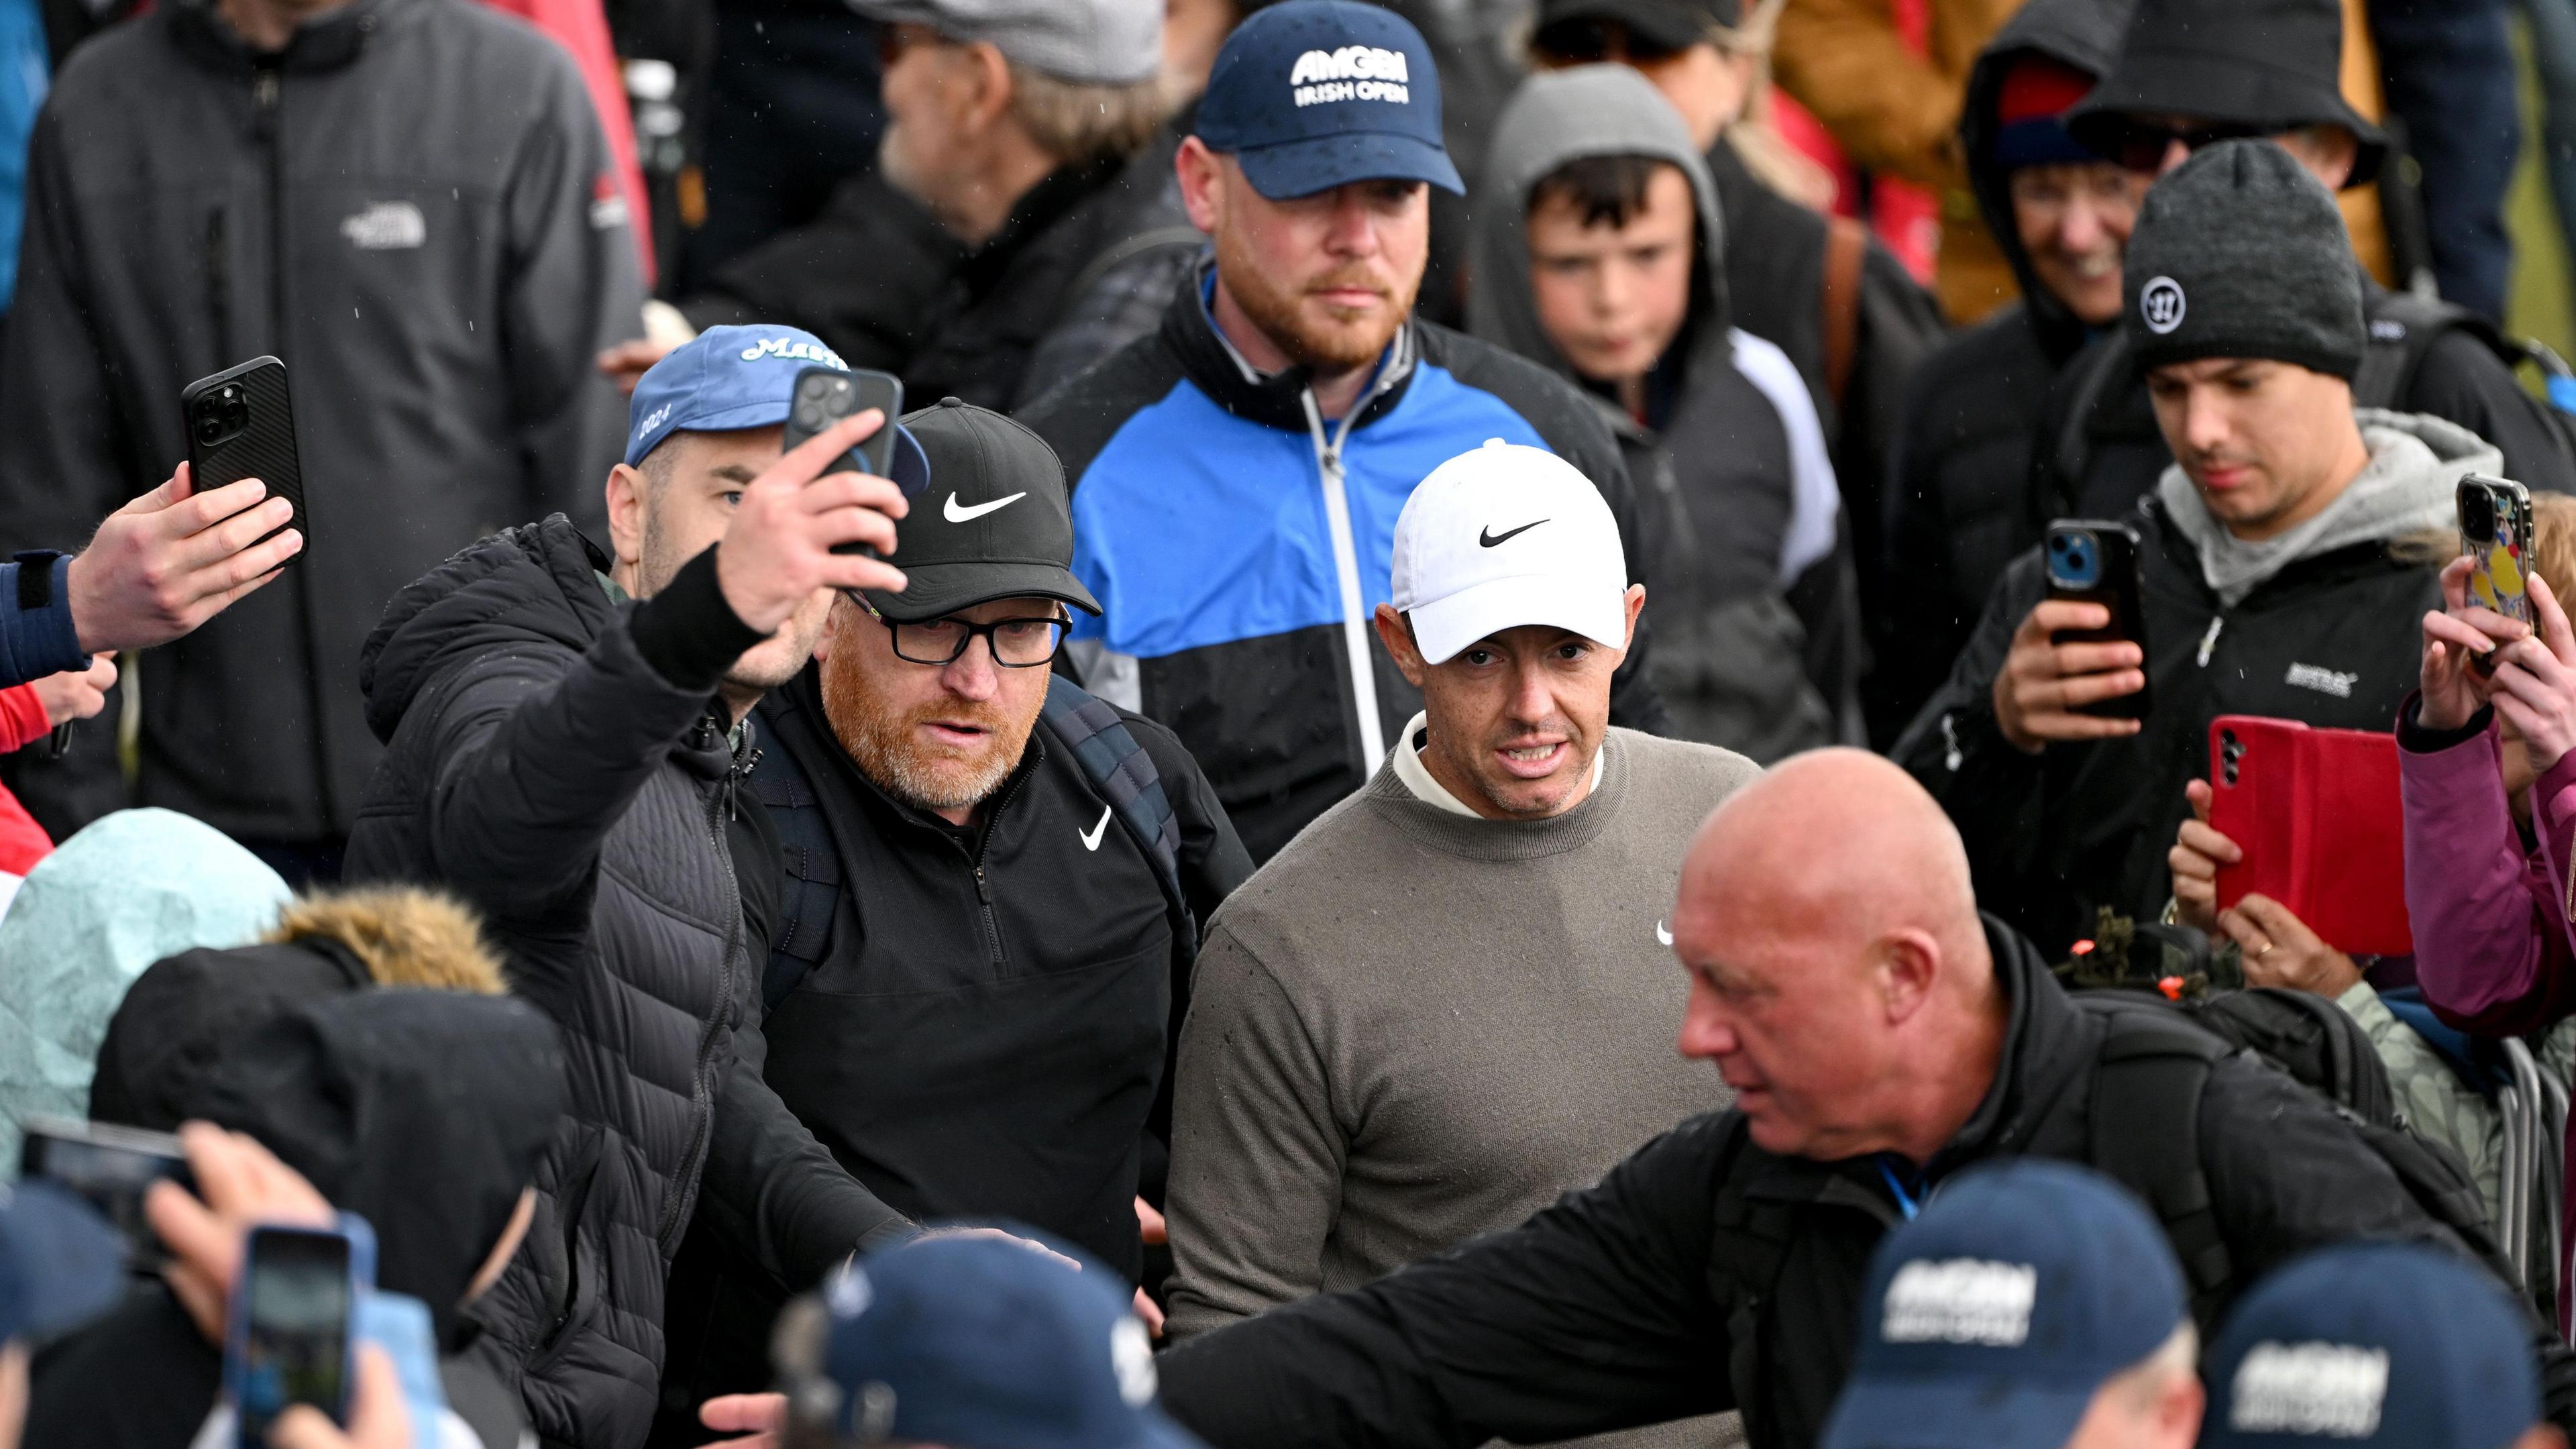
[
  {"xmin": 2103, "ymin": 118, "xmax": 2268, "ymax": 174},
  {"xmin": 1530, "ymin": 17, "xmax": 1688, "ymax": 65}
]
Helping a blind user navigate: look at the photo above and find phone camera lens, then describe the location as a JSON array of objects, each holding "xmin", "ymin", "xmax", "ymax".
[{"xmin": 196, "ymin": 418, "xmax": 223, "ymax": 444}]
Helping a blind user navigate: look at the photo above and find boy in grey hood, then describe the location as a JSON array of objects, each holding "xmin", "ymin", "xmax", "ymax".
[
  {"xmin": 1468, "ymin": 64, "xmax": 1857, "ymax": 762},
  {"xmin": 1893, "ymin": 140, "xmax": 2505, "ymax": 955}
]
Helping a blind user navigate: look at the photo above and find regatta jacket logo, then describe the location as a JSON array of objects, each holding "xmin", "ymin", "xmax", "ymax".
[
  {"xmin": 1880, "ymin": 1258, "xmax": 2037, "ymax": 1346},
  {"xmin": 738, "ymin": 335, "xmax": 849, "ymax": 369},
  {"xmin": 1290, "ymin": 45, "xmax": 1411, "ymax": 107},
  {"xmin": 340, "ymin": 201, "xmax": 426, "ymax": 250},
  {"xmin": 2229, "ymin": 1342, "xmax": 2390, "ymax": 1438},
  {"xmin": 2284, "ymin": 662, "xmax": 2358, "ymax": 698}
]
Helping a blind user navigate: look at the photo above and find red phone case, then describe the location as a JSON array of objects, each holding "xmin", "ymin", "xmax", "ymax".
[{"xmin": 2206, "ymin": 716, "xmax": 2411, "ymax": 957}]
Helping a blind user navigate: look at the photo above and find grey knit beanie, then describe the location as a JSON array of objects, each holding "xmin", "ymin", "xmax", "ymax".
[{"xmin": 2122, "ymin": 139, "xmax": 2365, "ymax": 379}]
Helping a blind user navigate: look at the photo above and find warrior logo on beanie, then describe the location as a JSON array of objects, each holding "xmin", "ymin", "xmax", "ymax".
[
  {"xmin": 2140, "ymin": 277, "xmax": 2186, "ymax": 335},
  {"xmin": 2121, "ymin": 140, "xmax": 2365, "ymax": 380}
]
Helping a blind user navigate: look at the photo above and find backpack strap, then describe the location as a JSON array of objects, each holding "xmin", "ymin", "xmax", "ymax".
[
  {"xmin": 2084, "ymin": 1000, "xmax": 2238, "ymax": 1318},
  {"xmin": 749, "ymin": 735, "xmax": 841, "ymax": 1015},
  {"xmin": 2354, "ymin": 292, "xmax": 2516, "ymax": 411},
  {"xmin": 1819, "ymin": 216, "xmax": 1866, "ymax": 409},
  {"xmin": 1040, "ymin": 674, "xmax": 1196, "ymax": 953}
]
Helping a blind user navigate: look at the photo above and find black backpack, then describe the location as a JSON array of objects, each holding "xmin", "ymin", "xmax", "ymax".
[
  {"xmin": 753, "ymin": 674, "xmax": 1196, "ymax": 1014},
  {"xmin": 2079, "ymin": 990, "xmax": 2530, "ymax": 1320}
]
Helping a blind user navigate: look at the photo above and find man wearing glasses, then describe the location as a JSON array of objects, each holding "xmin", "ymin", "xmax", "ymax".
[
  {"xmin": 2021, "ymin": 0, "xmax": 2576, "ymax": 524},
  {"xmin": 667, "ymin": 396, "xmax": 1250, "ymax": 1405}
]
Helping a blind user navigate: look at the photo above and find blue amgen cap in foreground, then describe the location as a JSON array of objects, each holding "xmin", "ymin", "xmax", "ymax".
[
  {"xmin": 623, "ymin": 323, "xmax": 929, "ymax": 491},
  {"xmin": 1821, "ymin": 1159, "xmax": 2190, "ymax": 1449},
  {"xmin": 0, "ymin": 1177, "xmax": 126, "ymax": 1344},
  {"xmin": 2202, "ymin": 1242, "xmax": 2538, "ymax": 1449},
  {"xmin": 806, "ymin": 1230, "xmax": 1206, "ymax": 1449},
  {"xmin": 1191, "ymin": 0, "xmax": 1464, "ymax": 200}
]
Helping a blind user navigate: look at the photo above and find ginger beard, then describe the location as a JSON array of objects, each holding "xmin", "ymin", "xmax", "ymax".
[
  {"xmin": 816, "ymin": 620, "xmax": 1045, "ymax": 814},
  {"xmin": 1213, "ymin": 218, "xmax": 1419, "ymax": 373}
]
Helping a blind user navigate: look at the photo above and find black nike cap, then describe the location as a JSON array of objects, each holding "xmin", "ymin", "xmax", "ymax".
[{"xmin": 861, "ymin": 396, "xmax": 1102, "ymax": 623}]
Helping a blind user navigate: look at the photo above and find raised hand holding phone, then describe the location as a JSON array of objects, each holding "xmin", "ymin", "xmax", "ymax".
[
  {"xmin": 713, "ymin": 409, "xmax": 909, "ymax": 635},
  {"xmin": 2486, "ymin": 572, "xmax": 2576, "ymax": 772}
]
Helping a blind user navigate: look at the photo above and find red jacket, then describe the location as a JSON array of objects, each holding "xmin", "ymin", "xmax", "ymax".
[
  {"xmin": 476, "ymin": 0, "xmax": 655, "ymax": 288},
  {"xmin": 0, "ymin": 684, "xmax": 55, "ymax": 876}
]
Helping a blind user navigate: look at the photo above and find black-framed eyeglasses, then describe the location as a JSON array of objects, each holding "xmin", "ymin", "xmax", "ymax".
[
  {"xmin": 2103, "ymin": 118, "xmax": 2267, "ymax": 174},
  {"xmin": 842, "ymin": 590, "xmax": 1069, "ymax": 668}
]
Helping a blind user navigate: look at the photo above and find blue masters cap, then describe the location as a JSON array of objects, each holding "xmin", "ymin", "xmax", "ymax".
[
  {"xmin": 808, "ymin": 1230, "xmax": 1204, "ymax": 1449},
  {"xmin": 624, "ymin": 323, "xmax": 931, "ymax": 486},
  {"xmin": 1193, "ymin": 0, "xmax": 1463, "ymax": 200},
  {"xmin": 0, "ymin": 1178, "xmax": 126, "ymax": 1344},
  {"xmin": 1821, "ymin": 1160, "xmax": 2190, "ymax": 1449},
  {"xmin": 2204, "ymin": 1243, "xmax": 2538, "ymax": 1449}
]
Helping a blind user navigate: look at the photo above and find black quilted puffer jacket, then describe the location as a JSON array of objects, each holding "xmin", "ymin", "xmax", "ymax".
[{"xmin": 344, "ymin": 515, "xmax": 910, "ymax": 1449}]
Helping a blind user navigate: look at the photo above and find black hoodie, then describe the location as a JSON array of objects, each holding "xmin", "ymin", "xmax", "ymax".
[
  {"xmin": 1876, "ymin": 0, "xmax": 2133, "ymax": 736},
  {"xmin": 25, "ymin": 991, "xmax": 567, "ymax": 1449}
]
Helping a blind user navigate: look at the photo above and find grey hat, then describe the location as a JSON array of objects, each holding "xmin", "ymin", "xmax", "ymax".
[
  {"xmin": 853, "ymin": 0, "xmax": 1163, "ymax": 85},
  {"xmin": 2122, "ymin": 139, "xmax": 2364, "ymax": 379}
]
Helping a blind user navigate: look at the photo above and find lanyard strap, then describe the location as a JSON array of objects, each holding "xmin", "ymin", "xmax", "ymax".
[{"xmin": 1876, "ymin": 1157, "xmax": 1923, "ymax": 1220}]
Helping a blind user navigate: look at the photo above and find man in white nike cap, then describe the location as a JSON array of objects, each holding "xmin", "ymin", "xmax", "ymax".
[{"xmin": 1159, "ymin": 439, "xmax": 1757, "ymax": 1436}]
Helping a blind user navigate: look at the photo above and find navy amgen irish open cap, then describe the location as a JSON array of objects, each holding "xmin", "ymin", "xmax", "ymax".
[
  {"xmin": 0, "ymin": 1178, "xmax": 126, "ymax": 1345},
  {"xmin": 1193, "ymin": 0, "xmax": 1462, "ymax": 200},
  {"xmin": 808, "ymin": 1230, "xmax": 1206, "ymax": 1449},
  {"xmin": 2202, "ymin": 1243, "xmax": 2538, "ymax": 1449},
  {"xmin": 1821, "ymin": 1161, "xmax": 2190, "ymax": 1449},
  {"xmin": 624, "ymin": 323, "xmax": 931, "ymax": 485}
]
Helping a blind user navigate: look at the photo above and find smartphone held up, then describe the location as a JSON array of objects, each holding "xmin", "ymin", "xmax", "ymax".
[
  {"xmin": 181, "ymin": 357, "xmax": 307, "ymax": 567},
  {"xmin": 780, "ymin": 366, "xmax": 904, "ymax": 557},
  {"xmin": 227, "ymin": 1217, "xmax": 374, "ymax": 1448},
  {"xmin": 2043, "ymin": 519, "xmax": 2153, "ymax": 720},
  {"xmin": 2459, "ymin": 474, "xmax": 2534, "ymax": 674}
]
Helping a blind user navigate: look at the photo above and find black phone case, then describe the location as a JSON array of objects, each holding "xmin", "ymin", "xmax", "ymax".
[
  {"xmin": 2045, "ymin": 519, "xmax": 2153, "ymax": 720},
  {"xmin": 780, "ymin": 366, "xmax": 902, "ymax": 557},
  {"xmin": 181, "ymin": 357, "xmax": 305, "ymax": 564}
]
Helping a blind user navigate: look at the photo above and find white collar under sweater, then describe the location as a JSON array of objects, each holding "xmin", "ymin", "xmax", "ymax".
[{"xmin": 1390, "ymin": 710, "xmax": 1605, "ymax": 818}]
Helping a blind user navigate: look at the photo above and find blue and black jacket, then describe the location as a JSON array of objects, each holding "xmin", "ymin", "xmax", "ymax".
[{"xmin": 1020, "ymin": 267, "xmax": 1671, "ymax": 861}]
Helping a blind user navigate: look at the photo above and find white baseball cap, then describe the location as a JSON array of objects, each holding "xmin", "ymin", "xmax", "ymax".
[{"xmin": 1391, "ymin": 439, "xmax": 1630, "ymax": 665}]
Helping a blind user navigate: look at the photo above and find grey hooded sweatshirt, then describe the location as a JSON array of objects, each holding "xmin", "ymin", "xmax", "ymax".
[{"xmin": 1467, "ymin": 65, "xmax": 1856, "ymax": 763}]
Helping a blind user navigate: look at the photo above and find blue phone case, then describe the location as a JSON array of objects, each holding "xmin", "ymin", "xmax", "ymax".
[{"xmin": 223, "ymin": 1214, "xmax": 377, "ymax": 1448}]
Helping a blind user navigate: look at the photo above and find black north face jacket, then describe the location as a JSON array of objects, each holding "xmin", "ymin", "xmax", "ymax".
[
  {"xmin": 1154, "ymin": 920, "xmax": 2576, "ymax": 1449},
  {"xmin": 0, "ymin": 0, "xmax": 639, "ymax": 841}
]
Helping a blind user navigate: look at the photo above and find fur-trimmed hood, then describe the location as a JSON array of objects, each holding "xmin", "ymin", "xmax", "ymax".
[
  {"xmin": 89, "ymin": 885, "xmax": 509, "ymax": 1135},
  {"xmin": 267, "ymin": 888, "xmax": 507, "ymax": 994}
]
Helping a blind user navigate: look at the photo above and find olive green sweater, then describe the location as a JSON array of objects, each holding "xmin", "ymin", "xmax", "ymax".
[{"xmin": 1165, "ymin": 727, "xmax": 1752, "ymax": 1345}]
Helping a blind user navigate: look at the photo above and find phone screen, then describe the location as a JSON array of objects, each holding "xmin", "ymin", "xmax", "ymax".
[
  {"xmin": 21, "ymin": 1118, "xmax": 189, "ymax": 1265},
  {"xmin": 236, "ymin": 1230, "xmax": 352, "ymax": 1440}
]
